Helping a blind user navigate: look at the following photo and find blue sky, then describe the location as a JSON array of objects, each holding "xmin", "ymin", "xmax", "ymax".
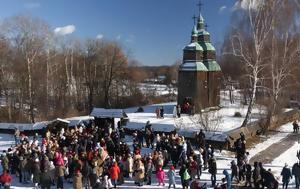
[{"xmin": 0, "ymin": 0, "xmax": 236, "ymax": 66}]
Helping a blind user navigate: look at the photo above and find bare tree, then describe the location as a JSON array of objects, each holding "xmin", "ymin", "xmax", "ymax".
[
  {"xmin": 229, "ymin": 1, "xmax": 278, "ymax": 127},
  {"xmin": 1, "ymin": 15, "xmax": 51, "ymax": 123}
]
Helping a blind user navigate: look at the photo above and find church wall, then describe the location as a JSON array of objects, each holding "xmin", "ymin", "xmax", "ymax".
[
  {"xmin": 203, "ymin": 51, "xmax": 216, "ymax": 60},
  {"xmin": 195, "ymin": 71, "xmax": 209, "ymax": 110},
  {"xmin": 198, "ymin": 35, "xmax": 210, "ymax": 42},
  {"xmin": 178, "ymin": 71, "xmax": 197, "ymax": 106},
  {"xmin": 183, "ymin": 51, "xmax": 202, "ymax": 61},
  {"xmin": 207, "ymin": 71, "xmax": 222, "ymax": 107},
  {"xmin": 178, "ymin": 71, "xmax": 208, "ymax": 111}
]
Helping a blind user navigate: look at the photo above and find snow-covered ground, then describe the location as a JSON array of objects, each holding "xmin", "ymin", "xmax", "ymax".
[
  {"xmin": 138, "ymin": 83, "xmax": 177, "ymax": 96},
  {"xmin": 124, "ymin": 90, "xmax": 266, "ymax": 141}
]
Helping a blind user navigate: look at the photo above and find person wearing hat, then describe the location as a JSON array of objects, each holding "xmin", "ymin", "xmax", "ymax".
[
  {"xmin": 73, "ymin": 169, "xmax": 82, "ymax": 189},
  {"xmin": 167, "ymin": 165, "xmax": 176, "ymax": 188},
  {"xmin": 133, "ymin": 158, "xmax": 145, "ymax": 186},
  {"xmin": 109, "ymin": 161, "xmax": 120, "ymax": 188},
  {"xmin": 281, "ymin": 163, "xmax": 292, "ymax": 189},
  {"xmin": 32, "ymin": 158, "xmax": 41, "ymax": 189}
]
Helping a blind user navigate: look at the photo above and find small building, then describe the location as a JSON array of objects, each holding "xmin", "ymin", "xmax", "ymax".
[{"xmin": 90, "ymin": 108, "xmax": 128, "ymax": 128}]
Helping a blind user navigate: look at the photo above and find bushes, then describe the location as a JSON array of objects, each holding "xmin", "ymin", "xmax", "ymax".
[{"xmin": 234, "ymin": 112, "xmax": 242, "ymax": 117}]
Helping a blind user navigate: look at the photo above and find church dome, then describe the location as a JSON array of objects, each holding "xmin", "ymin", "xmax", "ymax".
[
  {"xmin": 199, "ymin": 42, "xmax": 215, "ymax": 51},
  {"xmin": 198, "ymin": 29, "xmax": 210, "ymax": 36}
]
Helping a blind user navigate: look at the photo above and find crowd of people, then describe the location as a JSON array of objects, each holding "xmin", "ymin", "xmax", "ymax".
[{"xmin": 0, "ymin": 119, "xmax": 298, "ymax": 189}]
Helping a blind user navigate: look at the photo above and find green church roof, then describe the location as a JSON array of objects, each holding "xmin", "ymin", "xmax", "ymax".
[
  {"xmin": 199, "ymin": 42, "xmax": 215, "ymax": 51},
  {"xmin": 198, "ymin": 14, "xmax": 205, "ymax": 23},
  {"xmin": 179, "ymin": 61, "xmax": 208, "ymax": 71},
  {"xmin": 198, "ymin": 29, "xmax": 210, "ymax": 36},
  {"xmin": 184, "ymin": 42, "xmax": 203, "ymax": 51},
  {"xmin": 192, "ymin": 26, "xmax": 198, "ymax": 36},
  {"xmin": 203, "ymin": 60, "xmax": 221, "ymax": 71}
]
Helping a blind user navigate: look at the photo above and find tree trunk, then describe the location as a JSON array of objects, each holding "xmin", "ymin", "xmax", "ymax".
[
  {"xmin": 241, "ymin": 76, "xmax": 257, "ymax": 127},
  {"xmin": 27, "ymin": 60, "xmax": 35, "ymax": 123}
]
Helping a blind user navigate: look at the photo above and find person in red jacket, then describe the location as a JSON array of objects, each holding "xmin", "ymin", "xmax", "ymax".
[
  {"xmin": 109, "ymin": 161, "xmax": 120, "ymax": 188},
  {"xmin": 0, "ymin": 170, "xmax": 12, "ymax": 189}
]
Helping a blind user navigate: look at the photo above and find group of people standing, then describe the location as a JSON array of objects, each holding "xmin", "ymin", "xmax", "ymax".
[{"xmin": 1, "ymin": 118, "xmax": 300, "ymax": 189}]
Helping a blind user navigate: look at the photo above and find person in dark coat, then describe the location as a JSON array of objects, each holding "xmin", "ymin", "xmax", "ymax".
[
  {"xmin": 32, "ymin": 158, "xmax": 41, "ymax": 189},
  {"xmin": 292, "ymin": 162, "xmax": 300, "ymax": 189},
  {"xmin": 264, "ymin": 169, "xmax": 278, "ymax": 189},
  {"xmin": 82, "ymin": 159, "xmax": 92, "ymax": 189},
  {"xmin": 40, "ymin": 169, "xmax": 52, "ymax": 189},
  {"xmin": 208, "ymin": 156, "xmax": 217, "ymax": 187},
  {"xmin": 230, "ymin": 160, "xmax": 239, "ymax": 183},
  {"xmin": 160, "ymin": 106, "xmax": 164, "ymax": 118},
  {"xmin": 281, "ymin": 163, "xmax": 292, "ymax": 189},
  {"xmin": 293, "ymin": 121, "xmax": 299, "ymax": 133}
]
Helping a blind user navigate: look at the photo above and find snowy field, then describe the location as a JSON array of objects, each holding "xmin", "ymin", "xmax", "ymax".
[{"xmin": 124, "ymin": 90, "xmax": 266, "ymax": 141}]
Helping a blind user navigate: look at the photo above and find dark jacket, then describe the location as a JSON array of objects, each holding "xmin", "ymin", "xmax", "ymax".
[
  {"xmin": 292, "ymin": 163, "xmax": 300, "ymax": 177},
  {"xmin": 40, "ymin": 171, "xmax": 52, "ymax": 187},
  {"xmin": 281, "ymin": 167, "xmax": 292, "ymax": 183},
  {"xmin": 208, "ymin": 158, "xmax": 217, "ymax": 175}
]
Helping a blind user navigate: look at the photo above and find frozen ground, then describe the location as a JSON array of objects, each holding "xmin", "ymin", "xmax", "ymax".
[{"xmin": 124, "ymin": 90, "xmax": 266, "ymax": 141}]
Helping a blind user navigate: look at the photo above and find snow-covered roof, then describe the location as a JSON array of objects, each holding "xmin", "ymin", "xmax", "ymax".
[
  {"xmin": 0, "ymin": 122, "xmax": 49, "ymax": 131},
  {"xmin": 90, "ymin": 108, "xmax": 128, "ymax": 118},
  {"xmin": 179, "ymin": 61, "xmax": 208, "ymax": 71}
]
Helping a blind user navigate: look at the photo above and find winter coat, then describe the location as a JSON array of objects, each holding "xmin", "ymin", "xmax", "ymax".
[
  {"xmin": 223, "ymin": 169, "xmax": 232, "ymax": 189},
  {"xmin": 1, "ymin": 156, "xmax": 9, "ymax": 171},
  {"xmin": 109, "ymin": 163, "xmax": 120, "ymax": 180},
  {"xmin": 73, "ymin": 172, "xmax": 83, "ymax": 189},
  {"xmin": 19, "ymin": 158, "xmax": 27, "ymax": 172},
  {"xmin": 253, "ymin": 167, "xmax": 261, "ymax": 181},
  {"xmin": 40, "ymin": 171, "xmax": 52, "ymax": 188},
  {"xmin": 167, "ymin": 169, "xmax": 176, "ymax": 185},
  {"xmin": 125, "ymin": 156, "xmax": 133, "ymax": 173},
  {"xmin": 156, "ymin": 168, "xmax": 165, "ymax": 182},
  {"xmin": 0, "ymin": 172, "xmax": 12, "ymax": 185},
  {"xmin": 133, "ymin": 160, "xmax": 145, "ymax": 181},
  {"xmin": 281, "ymin": 167, "xmax": 292, "ymax": 183},
  {"xmin": 54, "ymin": 152, "xmax": 64, "ymax": 166},
  {"xmin": 189, "ymin": 160, "xmax": 198, "ymax": 178},
  {"xmin": 292, "ymin": 163, "xmax": 300, "ymax": 177},
  {"xmin": 82, "ymin": 160, "xmax": 92, "ymax": 179},
  {"xmin": 55, "ymin": 165, "xmax": 65, "ymax": 177},
  {"xmin": 208, "ymin": 158, "xmax": 217, "ymax": 175},
  {"xmin": 32, "ymin": 162, "xmax": 41, "ymax": 183}
]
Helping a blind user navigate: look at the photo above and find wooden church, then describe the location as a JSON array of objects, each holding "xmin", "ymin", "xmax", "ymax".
[{"xmin": 177, "ymin": 11, "xmax": 222, "ymax": 113}]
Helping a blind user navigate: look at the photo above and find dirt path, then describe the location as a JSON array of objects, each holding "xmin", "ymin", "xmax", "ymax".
[{"xmin": 249, "ymin": 132, "xmax": 299, "ymax": 164}]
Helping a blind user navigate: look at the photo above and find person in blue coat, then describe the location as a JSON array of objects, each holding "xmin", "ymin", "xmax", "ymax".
[
  {"xmin": 281, "ymin": 163, "xmax": 292, "ymax": 189},
  {"xmin": 167, "ymin": 165, "xmax": 176, "ymax": 188},
  {"xmin": 223, "ymin": 169, "xmax": 232, "ymax": 189}
]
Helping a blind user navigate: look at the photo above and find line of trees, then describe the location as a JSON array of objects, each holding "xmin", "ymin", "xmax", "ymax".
[
  {"xmin": 0, "ymin": 15, "xmax": 152, "ymax": 123},
  {"xmin": 221, "ymin": 0, "xmax": 300, "ymax": 129}
]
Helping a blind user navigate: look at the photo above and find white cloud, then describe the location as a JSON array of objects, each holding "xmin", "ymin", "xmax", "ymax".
[
  {"xmin": 54, "ymin": 25, "xmax": 76, "ymax": 36},
  {"xmin": 96, "ymin": 34, "xmax": 104, "ymax": 39},
  {"xmin": 24, "ymin": 2, "xmax": 40, "ymax": 9},
  {"xmin": 116, "ymin": 35, "xmax": 121, "ymax": 40},
  {"xmin": 233, "ymin": 0, "xmax": 263, "ymax": 10},
  {"xmin": 219, "ymin": 6, "xmax": 227, "ymax": 13}
]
